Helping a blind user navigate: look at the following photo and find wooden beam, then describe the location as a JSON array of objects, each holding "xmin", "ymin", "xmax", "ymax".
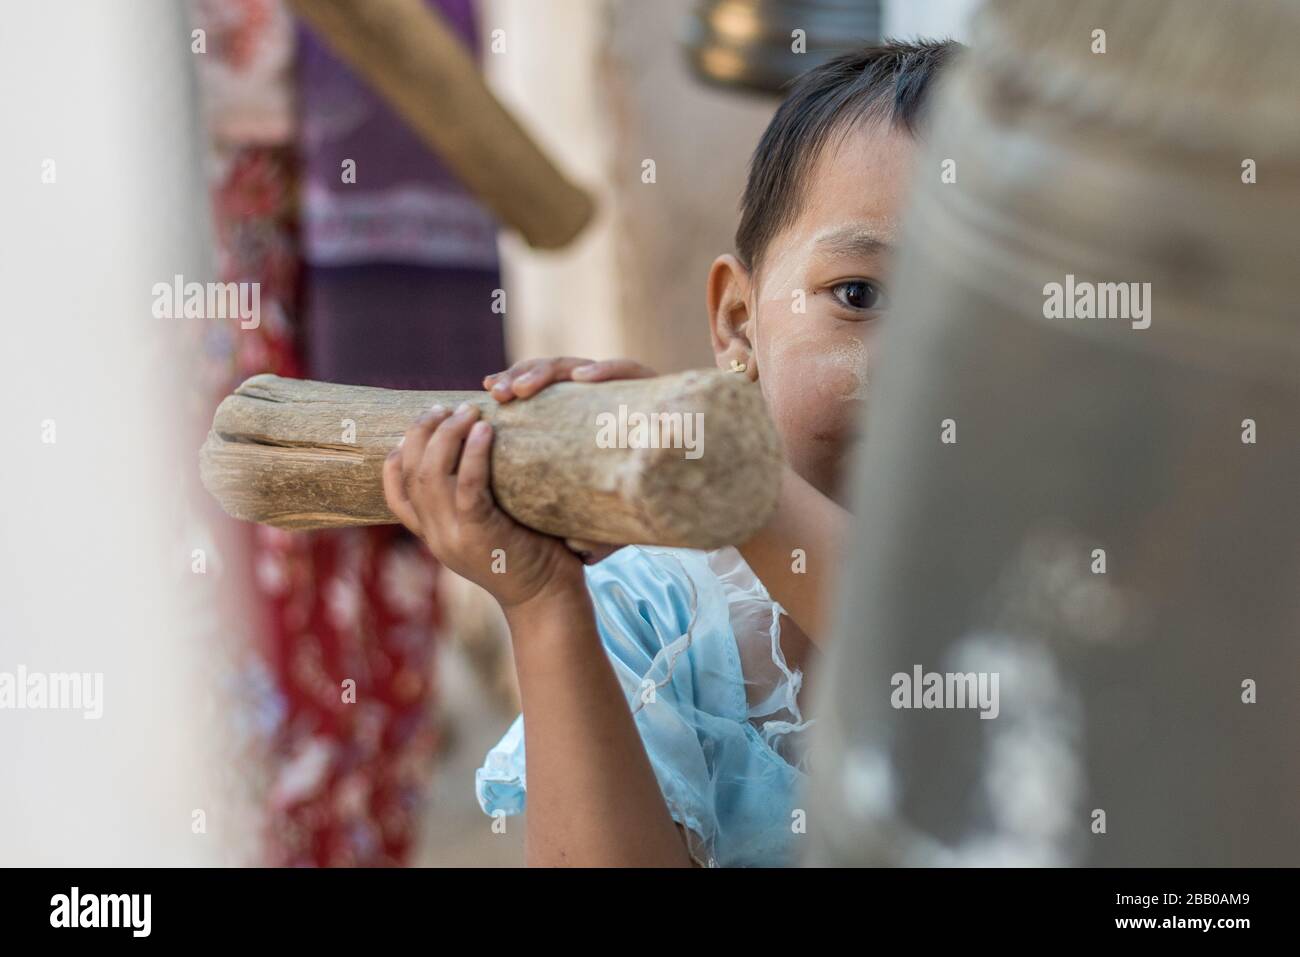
[
  {"xmin": 288, "ymin": 0, "xmax": 594, "ymax": 249},
  {"xmin": 199, "ymin": 370, "xmax": 782, "ymax": 549}
]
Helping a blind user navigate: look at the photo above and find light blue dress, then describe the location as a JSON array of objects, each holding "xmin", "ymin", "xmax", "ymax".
[{"xmin": 475, "ymin": 546, "xmax": 814, "ymax": 867}]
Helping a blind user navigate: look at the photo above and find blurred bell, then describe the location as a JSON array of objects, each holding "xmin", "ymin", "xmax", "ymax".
[
  {"xmin": 683, "ymin": 0, "xmax": 883, "ymax": 94},
  {"xmin": 806, "ymin": 0, "xmax": 1300, "ymax": 867}
]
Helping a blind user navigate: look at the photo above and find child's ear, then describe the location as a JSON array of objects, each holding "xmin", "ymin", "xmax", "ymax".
[{"xmin": 706, "ymin": 254, "xmax": 758, "ymax": 381}]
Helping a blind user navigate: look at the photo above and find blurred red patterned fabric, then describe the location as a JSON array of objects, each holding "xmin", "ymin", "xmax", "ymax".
[{"xmin": 191, "ymin": 0, "xmax": 502, "ymax": 865}]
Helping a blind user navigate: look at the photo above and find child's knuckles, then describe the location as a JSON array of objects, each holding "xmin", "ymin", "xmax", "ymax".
[
  {"xmin": 431, "ymin": 434, "xmax": 460, "ymax": 461},
  {"xmin": 459, "ymin": 491, "xmax": 493, "ymax": 521},
  {"xmin": 431, "ymin": 425, "xmax": 457, "ymax": 450}
]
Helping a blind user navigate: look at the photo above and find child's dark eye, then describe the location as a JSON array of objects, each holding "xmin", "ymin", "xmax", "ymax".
[{"xmin": 831, "ymin": 280, "xmax": 885, "ymax": 312}]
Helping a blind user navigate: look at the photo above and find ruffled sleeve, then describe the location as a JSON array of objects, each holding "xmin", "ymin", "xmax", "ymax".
[{"xmin": 475, "ymin": 546, "xmax": 810, "ymax": 867}]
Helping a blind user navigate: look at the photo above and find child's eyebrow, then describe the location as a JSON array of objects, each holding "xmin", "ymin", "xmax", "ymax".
[{"xmin": 813, "ymin": 225, "xmax": 893, "ymax": 258}]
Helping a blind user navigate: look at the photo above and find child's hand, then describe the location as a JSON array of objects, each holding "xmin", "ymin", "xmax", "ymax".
[
  {"xmin": 483, "ymin": 357, "xmax": 658, "ymax": 563},
  {"xmin": 382, "ymin": 402, "xmax": 584, "ymax": 611},
  {"xmin": 483, "ymin": 356, "xmax": 656, "ymax": 403}
]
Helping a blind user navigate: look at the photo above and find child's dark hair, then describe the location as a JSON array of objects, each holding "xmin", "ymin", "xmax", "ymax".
[{"xmin": 735, "ymin": 40, "xmax": 962, "ymax": 271}]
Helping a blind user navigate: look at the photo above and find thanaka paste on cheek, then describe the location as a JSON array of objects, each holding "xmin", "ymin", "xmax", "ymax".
[
  {"xmin": 749, "ymin": 258, "xmax": 806, "ymax": 432},
  {"xmin": 820, "ymin": 336, "xmax": 869, "ymax": 401}
]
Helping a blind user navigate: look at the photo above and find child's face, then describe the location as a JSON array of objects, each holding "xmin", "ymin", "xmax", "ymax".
[{"xmin": 709, "ymin": 122, "xmax": 918, "ymax": 504}]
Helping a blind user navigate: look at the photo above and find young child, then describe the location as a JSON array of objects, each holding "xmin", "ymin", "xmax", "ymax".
[{"xmin": 382, "ymin": 41, "xmax": 959, "ymax": 867}]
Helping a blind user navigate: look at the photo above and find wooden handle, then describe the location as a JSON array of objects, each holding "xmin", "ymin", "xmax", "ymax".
[
  {"xmin": 288, "ymin": 0, "xmax": 594, "ymax": 249},
  {"xmin": 199, "ymin": 371, "xmax": 782, "ymax": 548}
]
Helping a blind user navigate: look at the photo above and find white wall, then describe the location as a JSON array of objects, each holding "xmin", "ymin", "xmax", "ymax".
[
  {"xmin": 481, "ymin": 0, "xmax": 775, "ymax": 373},
  {"xmin": 884, "ymin": 0, "xmax": 982, "ymax": 41},
  {"xmin": 0, "ymin": 0, "xmax": 232, "ymax": 865}
]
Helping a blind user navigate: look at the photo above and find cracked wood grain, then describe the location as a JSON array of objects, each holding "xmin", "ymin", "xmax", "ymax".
[{"xmin": 199, "ymin": 370, "xmax": 783, "ymax": 549}]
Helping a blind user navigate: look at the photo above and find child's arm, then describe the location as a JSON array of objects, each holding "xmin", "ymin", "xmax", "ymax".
[
  {"xmin": 504, "ymin": 584, "xmax": 694, "ymax": 866},
  {"xmin": 382, "ymin": 400, "xmax": 691, "ymax": 867}
]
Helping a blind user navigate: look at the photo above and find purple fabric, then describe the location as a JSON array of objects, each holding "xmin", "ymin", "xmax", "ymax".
[
  {"xmin": 304, "ymin": 263, "xmax": 504, "ymax": 391},
  {"xmin": 295, "ymin": 0, "xmax": 498, "ymax": 270},
  {"xmin": 294, "ymin": 0, "xmax": 505, "ymax": 391}
]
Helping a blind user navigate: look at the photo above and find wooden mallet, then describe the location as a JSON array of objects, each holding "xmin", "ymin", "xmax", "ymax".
[{"xmin": 199, "ymin": 370, "xmax": 783, "ymax": 549}]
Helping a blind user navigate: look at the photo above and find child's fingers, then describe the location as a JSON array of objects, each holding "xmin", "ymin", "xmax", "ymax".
[
  {"xmin": 402, "ymin": 406, "xmax": 452, "ymax": 485},
  {"xmin": 490, "ymin": 356, "xmax": 595, "ymax": 401},
  {"xmin": 509, "ymin": 356, "xmax": 595, "ymax": 398},
  {"xmin": 482, "ymin": 360, "xmax": 538, "ymax": 386},
  {"xmin": 486, "ymin": 358, "xmax": 548, "ymax": 400},
  {"xmin": 485, "ymin": 357, "xmax": 543, "ymax": 383},
  {"xmin": 569, "ymin": 359, "xmax": 657, "ymax": 382},
  {"xmin": 454, "ymin": 420, "xmax": 495, "ymax": 521},
  {"xmin": 423, "ymin": 402, "xmax": 480, "ymax": 477},
  {"xmin": 382, "ymin": 451, "xmax": 423, "ymax": 533},
  {"xmin": 482, "ymin": 370, "xmax": 512, "ymax": 391}
]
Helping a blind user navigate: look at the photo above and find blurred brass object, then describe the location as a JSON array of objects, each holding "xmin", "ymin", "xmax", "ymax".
[
  {"xmin": 684, "ymin": 0, "xmax": 882, "ymax": 93},
  {"xmin": 808, "ymin": 0, "xmax": 1300, "ymax": 866}
]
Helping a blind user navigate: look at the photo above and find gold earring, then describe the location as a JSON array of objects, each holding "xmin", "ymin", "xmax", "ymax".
[{"xmin": 729, "ymin": 358, "xmax": 748, "ymax": 374}]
